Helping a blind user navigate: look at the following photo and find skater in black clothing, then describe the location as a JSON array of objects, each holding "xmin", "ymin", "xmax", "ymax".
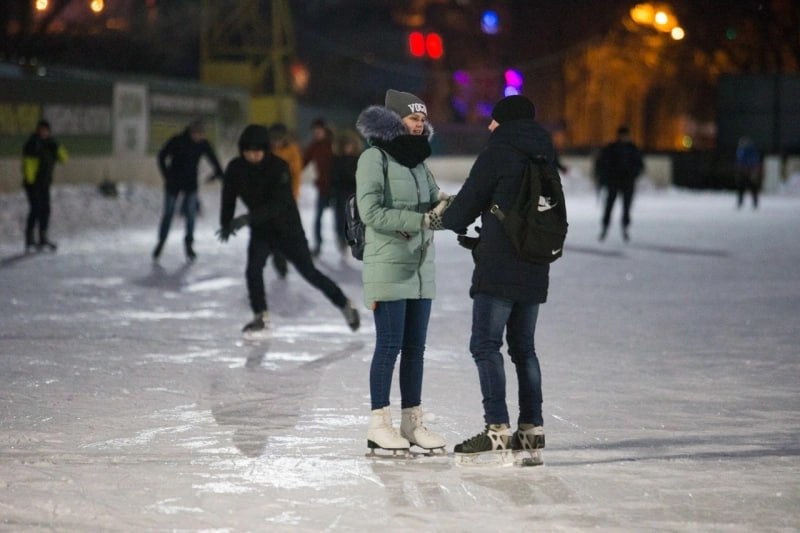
[
  {"xmin": 21, "ymin": 120, "xmax": 68, "ymax": 253},
  {"xmin": 154, "ymin": 119, "xmax": 224, "ymax": 262},
  {"xmin": 330, "ymin": 131, "xmax": 362, "ymax": 255},
  {"xmin": 438, "ymin": 95, "xmax": 555, "ymax": 465},
  {"xmin": 217, "ymin": 124, "xmax": 360, "ymax": 336},
  {"xmin": 595, "ymin": 126, "xmax": 644, "ymax": 242}
]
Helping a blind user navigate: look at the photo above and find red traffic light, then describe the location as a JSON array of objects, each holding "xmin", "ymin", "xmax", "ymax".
[
  {"xmin": 408, "ymin": 31, "xmax": 444, "ymax": 59},
  {"xmin": 409, "ymin": 31, "xmax": 426, "ymax": 57},
  {"xmin": 426, "ymin": 33, "xmax": 443, "ymax": 59}
]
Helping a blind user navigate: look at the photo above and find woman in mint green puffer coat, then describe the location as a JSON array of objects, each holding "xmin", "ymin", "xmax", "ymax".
[{"xmin": 355, "ymin": 89, "xmax": 449, "ymax": 456}]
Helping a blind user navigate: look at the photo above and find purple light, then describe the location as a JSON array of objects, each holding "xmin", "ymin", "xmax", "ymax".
[
  {"xmin": 504, "ymin": 86, "xmax": 520, "ymax": 97},
  {"xmin": 453, "ymin": 70, "xmax": 471, "ymax": 86},
  {"xmin": 504, "ymin": 69, "xmax": 524, "ymax": 89}
]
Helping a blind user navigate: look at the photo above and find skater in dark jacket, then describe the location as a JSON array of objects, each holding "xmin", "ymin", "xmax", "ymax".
[
  {"xmin": 21, "ymin": 120, "xmax": 68, "ymax": 252},
  {"xmin": 218, "ymin": 124, "xmax": 360, "ymax": 336},
  {"xmin": 154, "ymin": 119, "xmax": 224, "ymax": 261},
  {"xmin": 595, "ymin": 126, "xmax": 644, "ymax": 242},
  {"xmin": 438, "ymin": 95, "xmax": 556, "ymax": 465},
  {"xmin": 330, "ymin": 130, "xmax": 362, "ymax": 255}
]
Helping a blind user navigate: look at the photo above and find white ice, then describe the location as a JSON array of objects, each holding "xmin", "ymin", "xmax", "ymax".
[{"xmin": 1, "ymin": 172, "xmax": 799, "ymax": 531}]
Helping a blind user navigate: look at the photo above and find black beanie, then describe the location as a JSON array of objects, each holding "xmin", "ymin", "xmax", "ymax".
[
  {"xmin": 491, "ymin": 95, "xmax": 535, "ymax": 123},
  {"xmin": 238, "ymin": 124, "xmax": 271, "ymax": 152}
]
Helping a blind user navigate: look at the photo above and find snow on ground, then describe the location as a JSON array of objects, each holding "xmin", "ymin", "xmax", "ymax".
[{"xmin": 1, "ymin": 177, "xmax": 799, "ymax": 532}]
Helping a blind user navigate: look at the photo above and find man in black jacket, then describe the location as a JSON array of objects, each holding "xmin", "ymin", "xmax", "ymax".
[
  {"xmin": 154, "ymin": 119, "xmax": 224, "ymax": 261},
  {"xmin": 218, "ymin": 124, "xmax": 360, "ymax": 337},
  {"xmin": 595, "ymin": 126, "xmax": 644, "ymax": 242},
  {"xmin": 439, "ymin": 95, "xmax": 555, "ymax": 465}
]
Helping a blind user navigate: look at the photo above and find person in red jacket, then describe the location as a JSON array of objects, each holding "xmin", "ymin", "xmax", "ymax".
[{"xmin": 302, "ymin": 118, "xmax": 335, "ymax": 257}]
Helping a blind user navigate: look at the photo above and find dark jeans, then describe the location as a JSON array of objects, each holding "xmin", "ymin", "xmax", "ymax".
[
  {"xmin": 370, "ymin": 299, "xmax": 432, "ymax": 410},
  {"xmin": 601, "ymin": 183, "xmax": 635, "ymax": 229},
  {"xmin": 245, "ymin": 231, "xmax": 348, "ymax": 314},
  {"xmin": 312, "ymin": 192, "xmax": 333, "ymax": 251},
  {"xmin": 736, "ymin": 170, "xmax": 760, "ymax": 208},
  {"xmin": 469, "ymin": 293, "xmax": 542, "ymax": 426},
  {"xmin": 158, "ymin": 190, "xmax": 197, "ymax": 243},
  {"xmin": 24, "ymin": 184, "xmax": 51, "ymax": 244}
]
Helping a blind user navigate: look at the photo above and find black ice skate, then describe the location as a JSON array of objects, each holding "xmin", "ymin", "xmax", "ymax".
[
  {"xmin": 242, "ymin": 312, "xmax": 270, "ymax": 340},
  {"xmin": 184, "ymin": 239, "xmax": 196, "ymax": 262},
  {"xmin": 511, "ymin": 424, "xmax": 545, "ymax": 467},
  {"xmin": 152, "ymin": 239, "xmax": 165, "ymax": 260},
  {"xmin": 453, "ymin": 423, "xmax": 514, "ymax": 467},
  {"xmin": 341, "ymin": 301, "xmax": 360, "ymax": 331},
  {"xmin": 37, "ymin": 239, "xmax": 57, "ymax": 252}
]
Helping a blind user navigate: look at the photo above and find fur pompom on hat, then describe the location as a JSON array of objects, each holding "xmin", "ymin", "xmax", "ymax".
[
  {"xmin": 385, "ymin": 89, "xmax": 427, "ymax": 118},
  {"xmin": 491, "ymin": 95, "xmax": 536, "ymax": 123}
]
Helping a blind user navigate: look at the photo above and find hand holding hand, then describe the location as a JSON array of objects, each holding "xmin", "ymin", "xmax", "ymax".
[{"xmin": 422, "ymin": 211, "xmax": 444, "ymax": 230}]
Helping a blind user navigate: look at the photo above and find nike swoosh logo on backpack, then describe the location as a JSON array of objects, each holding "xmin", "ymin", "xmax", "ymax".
[
  {"xmin": 538, "ymin": 196, "xmax": 557, "ymax": 212},
  {"xmin": 551, "ymin": 248, "xmax": 561, "ymax": 255}
]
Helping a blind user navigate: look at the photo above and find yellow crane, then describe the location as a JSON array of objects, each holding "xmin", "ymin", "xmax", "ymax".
[{"xmin": 201, "ymin": 0, "xmax": 297, "ymax": 128}]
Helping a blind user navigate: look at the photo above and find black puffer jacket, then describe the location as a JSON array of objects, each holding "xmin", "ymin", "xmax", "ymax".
[
  {"xmin": 157, "ymin": 128, "xmax": 223, "ymax": 193},
  {"xmin": 441, "ymin": 119, "xmax": 555, "ymax": 303},
  {"xmin": 220, "ymin": 125, "xmax": 304, "ymax": 239}
]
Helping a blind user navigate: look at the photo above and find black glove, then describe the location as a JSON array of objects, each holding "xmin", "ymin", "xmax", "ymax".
[
  {"xmin": 216, "ymin": 226, "xmax": 234, "ymax": 243},
  {"xmin": 230, "ymin": 214, "xmax": 249, "ymax": 231},
  {"xmin": 457, "ymin": 234, "xmax": 479, "ymax": 250},
  {"xmin": 216, "ymin": 214, "xmax": 250, "ymax": 243}
]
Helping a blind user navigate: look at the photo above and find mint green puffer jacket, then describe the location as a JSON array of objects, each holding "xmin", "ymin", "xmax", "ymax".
[{"xmin": 356, "ymin": 146, "xmax": 440, "ymax": 308}]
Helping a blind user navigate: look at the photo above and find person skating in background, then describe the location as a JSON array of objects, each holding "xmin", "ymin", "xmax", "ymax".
[
  {"xmin": 439, "ymin": 95, "xmax": 556, "ymax": 466},
  {"xmin": 734, "ymin": 136, "xmax": 762, "ymax": 209},
  {"xmin": 355, "ymin": 89, "xmax": 447, "ymax": 456},
  {"xmin": 21, "ymin": 120, "xmax": 68, "ymax": 253},
  {"xmin": 302, "ymin": 118, "xmax": 335, "ymax": 257},
  {"xmin": 217, "ymin": 124, "xmax": 360, "ymax": 337},
  {"xmin": 330, "ymin": 130, "xmax": 362, "ymax": 257},
  {"xmin": 269, "ymin": 122, "xmax": 305, "ymax": 278},
  {"xmin": 154, "ymin": 119, "xmax": 224, "ymax": 262},
  {"xmin": 595, "ymin": 126, "xmax": 644, "ymax": 242}
]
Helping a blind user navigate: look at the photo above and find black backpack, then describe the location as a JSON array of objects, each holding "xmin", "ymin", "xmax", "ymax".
[
  {"xmin": 490, "ymin": 155, "xmax": 568, "ymax": 264},
  {"xmin": 345, "ymin": 149, "xmax": 388, "ymax": 261}
]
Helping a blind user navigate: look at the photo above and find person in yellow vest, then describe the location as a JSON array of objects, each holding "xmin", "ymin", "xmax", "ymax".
[
  {"xmin": 22, "ymin": 120, "xmax": 68, "ymax": 253},
  {"xmin": 268, "ymin": 122, "xmax": 305, "ymax": 279}
]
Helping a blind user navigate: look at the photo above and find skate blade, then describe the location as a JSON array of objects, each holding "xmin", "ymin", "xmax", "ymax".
[
  {"xmin": 412, "ymin": 445, "xmax": 447, "ymax": 455},
  {"xmin": 365, "ymin": 448, "xmax": 411, "ymax": 460},
  {"xmin": 242, "ymin": 329, "xmax": 271, "ymax": 342},
  {"xmin": 513, "ymin": 449, "xmax": 544, "ymax": 467},
  {"xmin": 409, "ymin": 446, "xmax": 448, "ymax": 460},
  {"xmin": 454, "ymin": 450, "xmax": 515, "ymax": 467}
]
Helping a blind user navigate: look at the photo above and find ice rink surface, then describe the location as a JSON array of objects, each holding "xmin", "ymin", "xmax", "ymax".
[{"xmin": 1, "ymin": 179, "xmax": 798, "ymax": 531}]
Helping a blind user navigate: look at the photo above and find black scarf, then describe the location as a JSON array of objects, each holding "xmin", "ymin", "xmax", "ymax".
[{"xmin": 373, "ymin": 135, "xmax": 431, "ymax": 168}]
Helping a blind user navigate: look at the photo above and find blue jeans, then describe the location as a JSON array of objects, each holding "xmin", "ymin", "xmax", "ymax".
[
  {"xmin": 370, "ymin": 299, "xmax": 432, "ymax": 410},
  {"xmin": 158, "ymin": 190, "xmax": 197, "ymax": 243},
  {"xmin": 470, "ymin": 293, "xmax": 542, "ymax": 426}
]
